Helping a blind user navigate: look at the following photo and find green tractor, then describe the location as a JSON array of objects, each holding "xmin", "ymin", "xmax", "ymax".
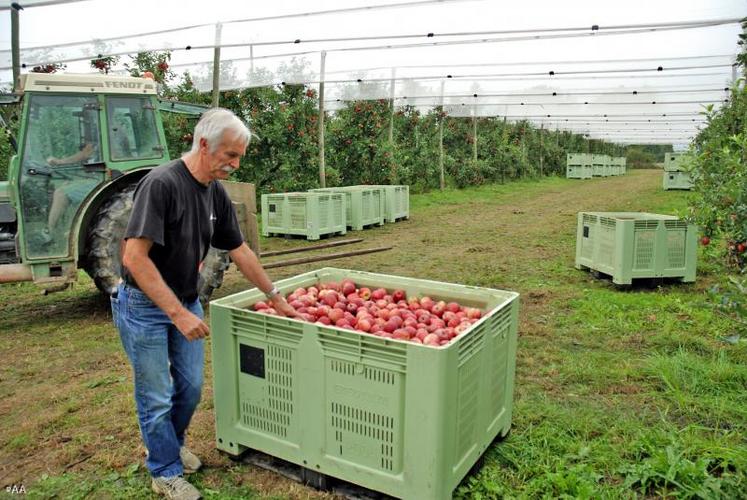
[{"xmin": 0, "ymin": 72, "xmax": 257, "ymax": 299}]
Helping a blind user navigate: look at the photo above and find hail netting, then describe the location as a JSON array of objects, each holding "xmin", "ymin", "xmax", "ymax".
[{"xmin": 0, "ymin": 0, "xmax": 744, "ymax": 145}]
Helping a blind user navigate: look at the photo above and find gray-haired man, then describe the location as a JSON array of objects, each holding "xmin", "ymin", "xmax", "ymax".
[{"xmin": 112, "ymin": 108, "xmax": 295, "ymax": 499}]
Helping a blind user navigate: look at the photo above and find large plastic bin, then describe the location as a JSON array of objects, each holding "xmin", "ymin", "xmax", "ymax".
[
  {"xmin": 261, "ymin": 192, "xmax": 346, "ymax": 240},
  {"xmin": 591, "ymin": 154, "xmax": 607, "ymax": 177},
  {"xmin": 309, "ymin": 186, "xmax": 386, "ymax": 230},
  {"xmin": 210, "ymin": 267, "xmax": 519, "ymax": 500},
  {"xmin": 664, "ymin": 152, "xmax": 685, "ymax": 172},
  {"xmin": 575, "ymin": 212, "xmax": 697, "ymax": 284},
  {"xmin": 663, "ymin": 170, "xmax": 693, "ymax": 190},
  {"xmin": 362, "ymin": 185, "xmax": 409, "ymax": 223},
  {"xmin": 566, "ymin": 153, "xmax": 592, "ymax": 179},
  {"xmin": 663, "ymin": 153, "xmax": 692, "ymax": 190}
]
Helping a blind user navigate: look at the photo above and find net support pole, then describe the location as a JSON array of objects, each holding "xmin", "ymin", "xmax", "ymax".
[
  {"xmin": 389, "ymin": 67, "xmax": 396, "ymax": 183},
  {"xmin": 388, "ymin": 68, "xmax": 396, "ymax": 145},
  {"xmin": 439, "ymin": 80, "xmax": 445, "ymax": 190},
  {"xmin": 539, "ymin": 123, "xmax": 544, "ymax": 177},
  {"xmin": 11, "ymin": 5, "xmax": 20, "ymax": 91},
  {"xmin": 472, "ymin": 109, "xmax": 477, "ymax": 162},
  {"xmin": 211, "ymin": 23, "xmax": 222, "ymax": 108},
  {"xmin": 318, "ymin": 50, "xmax": 327, "ymax": 188}
]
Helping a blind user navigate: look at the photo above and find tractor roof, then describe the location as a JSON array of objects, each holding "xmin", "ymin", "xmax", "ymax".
[{"xmin": 18, "ymin": 73, "xmax": 158, "ymax": 96}]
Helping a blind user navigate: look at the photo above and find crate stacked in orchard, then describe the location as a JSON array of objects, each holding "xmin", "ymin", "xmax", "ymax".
[
  {"xmin": 662, "ymin": 153, "xmax": 692, "ymax": 191},
  {"xmin": 566, "ymin": 154, "xmax": 627, "ymax": 179},
  {"xmin": 261, "ymin": 185, "xmax": 409, "ymax": 240}
]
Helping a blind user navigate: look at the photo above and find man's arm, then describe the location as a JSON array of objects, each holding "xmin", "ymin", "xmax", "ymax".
[
  {"xmin": 47, "ymin": 143, "xmax": 94, "ymax": 166},
  {"xmin": 228, "ymin": 243, "xmax": 297, "ymax": 317},
  {"xmin": 122, "ymin": 237, "xmax": 210, "ymax": 340}
]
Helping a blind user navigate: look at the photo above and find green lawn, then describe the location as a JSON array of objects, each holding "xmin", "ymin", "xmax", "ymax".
[{"xmin": 1, "ymin": 169, "xmax": 744, "ymax": 499}]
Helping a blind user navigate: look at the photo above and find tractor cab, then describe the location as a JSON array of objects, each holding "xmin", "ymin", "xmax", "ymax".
[{"xmin": 16, "ymin": 78, "xmax": 164, "ymax": 261}]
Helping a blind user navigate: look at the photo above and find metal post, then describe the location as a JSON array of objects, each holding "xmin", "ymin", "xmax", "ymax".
[
  {"xmin": 439, "ymin": 116, "xmax": 445, "ymax": 190},
  {"xmin": 388, "ymin": 68, "xmax": 396, "ymax": 145},
  {"xmin": 389, "ymin": 67, "xmax": 396, "ymax": 183},
  {"xmin": 472, "ymin": 111, "xmax": 477, "ymax": 162},
  {"xmin": 211, "ymin": 23, "xmax": 222, "ymax": 108},
  {"xmin": 318, "ymin": 51, "xmax": 327, "ymax": 188},
  {"xmin": 539, "ymin": 123, "xmax": 544, "ymax": 177},
  {"xmin": 250, "ymin": 45, "xmax": 254, "ymax": 77},
  {"xmin": 439, "ymin": 80, "xmax": 445, "ymax": 190},
  {"xmin": 11, "ymin": 4, "xmax": 21, "ymax": 92}
]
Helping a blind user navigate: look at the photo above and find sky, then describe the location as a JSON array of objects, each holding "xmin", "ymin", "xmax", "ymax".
[{"xmin": 1, "ymin": 0, "xmax": 745, "ymax": 145}]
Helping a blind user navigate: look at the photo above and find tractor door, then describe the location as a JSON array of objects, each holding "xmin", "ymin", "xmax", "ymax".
[{"xmin": 18, "ymin": 94, "xmax": 105, "ymax": 260}]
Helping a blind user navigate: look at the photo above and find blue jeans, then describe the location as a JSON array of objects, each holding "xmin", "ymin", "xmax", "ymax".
[{"xmin": 111, "ymin": 283, "xmax": 204, "ymax": 478}]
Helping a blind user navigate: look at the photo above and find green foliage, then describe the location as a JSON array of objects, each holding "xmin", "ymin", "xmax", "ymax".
[
  {"xmin": 327, "ymin": 99, "xmax": 395, "ymax": 186},
  {"xmin": 626, "ymin": 146, "xmax": 660, "ymax": 168},
  {"xmin": 0, "ymin": 101, "xmax": 20, "ymax": 181},
  {"xmin": 688, "ymin": 20, "xmax": 747, "ymax": 331},
  {"xmin": 124, "ymin": 50, "xmax": 175, "ymax": 85}
]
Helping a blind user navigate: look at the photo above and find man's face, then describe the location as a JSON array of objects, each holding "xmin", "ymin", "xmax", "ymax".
[{"xmin": 202, "ymin": 133, "xmax": 247, "ymax": 181}]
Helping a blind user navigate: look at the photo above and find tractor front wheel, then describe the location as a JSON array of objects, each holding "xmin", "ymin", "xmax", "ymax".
[{"xmin": 84, "ymin": 185, "xmax": 230, "ymax": 302}]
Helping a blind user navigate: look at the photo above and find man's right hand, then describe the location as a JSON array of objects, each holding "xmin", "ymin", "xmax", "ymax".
[{"xmin": 172, "ymin": 308, "xmax": 210, "ymax": 340}]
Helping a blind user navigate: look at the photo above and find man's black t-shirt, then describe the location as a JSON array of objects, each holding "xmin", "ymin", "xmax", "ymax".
[{"xmin": 123, "ymin": 159, "xmax": 244, "ymax": 301}]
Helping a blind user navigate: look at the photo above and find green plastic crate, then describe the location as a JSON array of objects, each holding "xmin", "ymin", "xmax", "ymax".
[
  {"xmin": 663, "ymin": 153, "xmax": 692, "ymax": 190},
  {"xmin": 664, "ymin": 152, "xmax": 685, "ymax": 172},
  {"xmin": 575, "ymin": 212, "xmax": 697, "ymax": 284},
  {"xmin": 592, "ymin": 154, "xmax": 607, "ymax": 177},
  {"xmin": 261, "ymin": 192, "xmax": 346, "ymax": 240},
  {"xmin": 309, "ymin": 186, "xmax": 386, "ymax": 230},
  {"xmin": 617, "ymin": 157, "xmax": 627, "ymax": 175},
  {"xmin": 602, "ymin": 155, "xmax": 613, "ymax": 177},
  {"xmin": 663, "ymin": 170, "xmax": 693, "ymax": 190},
  {"xmin": 210, "ymin": 267, "xmax": 519, "ymax": 500},
  {"xmin": 566, "ymin": 153, "xmax": 593, "ymax": 179},
  {"xmin": 362, "ymin": 185, "xmax": 409, "ymax": 223}
]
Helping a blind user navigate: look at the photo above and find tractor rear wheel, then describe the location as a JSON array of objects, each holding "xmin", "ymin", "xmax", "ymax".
[{"xmin": 84, "ymin": 184, "xmax": 230, "ymax": 302}]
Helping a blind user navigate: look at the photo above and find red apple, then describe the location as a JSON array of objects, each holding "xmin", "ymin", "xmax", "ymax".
[
  {"xmin": 253, "ymin": 301, "xmax": 269, "ymax": 311},
  {"xmin": 371, "ymin": 288, "xmax": 387, "ymax": 300},
  {"xmin": 423, "ymin": 334, "xmax": 440, "ymax": 346},
  {"xmin": 431, "ymin": 301, "xmax": 446, "ymax": 317},
  {"xmin": 316, "ymin": 316, "xmax": 331, "ymax": 325},
  {"xmin": 383, "ymin": 320, "xmax": 398, "ymax": 333},
  {"xmin": 328, "ymin": 309, "xmax": 344, "ymax": 323},
  {"xmin": 446, "ymin": 302, "xmax": 460, "ymax": 313},
  {"xmin": 392, "ymin": 329, "xmax": 410, "ymax": 340},
  {"xmin": 341, "ymin": 280, "xmax": 356, "ymax": 296},
  {"xmin": 465, "ymin": 307, "xmax": 482, "ymax": 320},
  {"xmin": 392, "ymin": 290, "xmax": 406, "ymax": 302},
  {"xmin": 420, "ymin": 297, "xmax": 434, "ymax": 311},
  {"xmin": 358, "ymin": 287, "xmax": 372, "ymax": 300}
]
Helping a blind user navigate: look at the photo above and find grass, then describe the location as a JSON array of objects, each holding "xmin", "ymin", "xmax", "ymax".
[{"xmin": 1, "ymin": 169, "xmax": 746, "ymax": 499}]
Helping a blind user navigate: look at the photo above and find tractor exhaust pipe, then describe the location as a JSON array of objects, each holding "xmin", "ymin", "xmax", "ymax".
[{"xmin": 0, "ymin": 263, "xmax": 33, "ymax": 283}]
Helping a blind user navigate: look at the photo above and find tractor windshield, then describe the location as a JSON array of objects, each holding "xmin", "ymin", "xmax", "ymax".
[
  {"xmin": 19, "ymin": 94, "xmax": 105, "ymax": 260},
  {"xmin": 106, "ymin": 96, "xmax": 163, "ymax": 162}
]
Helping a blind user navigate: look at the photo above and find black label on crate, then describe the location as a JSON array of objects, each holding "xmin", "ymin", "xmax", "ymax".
[
  {"xmin": 583, "ymin": 226, "xmax": 590, "ymax": 238},
  {"xmin": 239, "ymin": 344, "xmax": 265, "ymax": 378}
]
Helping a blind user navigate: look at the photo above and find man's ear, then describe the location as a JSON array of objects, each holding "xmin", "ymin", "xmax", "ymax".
[{"xmin": 199, "ymin": 137, "xmax": 209, "ymax": 153}]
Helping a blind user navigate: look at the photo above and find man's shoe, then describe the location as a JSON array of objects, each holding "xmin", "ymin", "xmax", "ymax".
[
  {"xmin": 151, "ymin": 475, "xmax": 201, "ymax": 500},
  {"xmin": 180, "ymin": 447, "xmax": 202, "ymax": 474}
]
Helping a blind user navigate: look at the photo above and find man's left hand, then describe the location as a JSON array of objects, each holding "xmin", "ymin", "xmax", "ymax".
[{"xmin": 270, "ymin": 295, "xmax": 299, "ymax": 318}]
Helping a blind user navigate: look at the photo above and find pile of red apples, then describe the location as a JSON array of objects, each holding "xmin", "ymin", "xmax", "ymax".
[{"xmin": 253, "ymin": 279, "xmax": 483, "ymax": 347}]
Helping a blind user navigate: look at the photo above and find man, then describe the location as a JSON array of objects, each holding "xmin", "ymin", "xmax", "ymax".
[{"xmin": 112, "ymin": 108, "xmax": 295, "ymax": 500}]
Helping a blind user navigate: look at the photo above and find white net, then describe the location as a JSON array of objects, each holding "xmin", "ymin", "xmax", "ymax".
[{"xmin": 1, "ymin": 0, "xmax": 744, "ymax": 144}]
